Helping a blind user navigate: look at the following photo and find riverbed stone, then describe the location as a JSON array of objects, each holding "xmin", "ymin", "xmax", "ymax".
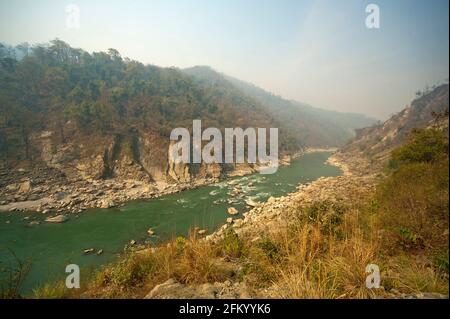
[{"xmin": 45, "ymin": 214, "xmax": 69, "ymax": 223}]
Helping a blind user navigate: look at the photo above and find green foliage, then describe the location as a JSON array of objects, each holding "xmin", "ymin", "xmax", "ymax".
[
  {"xmin": 432, "ymin": 249, "xmax": 449, "ymax": 274},
  {"xmin": 397, "ymin": 228, "xmax": 424, "ymax": 249},
  {"xmin": 391, "ymin": 128, "xmax": 449, "ymax": 165},
  {"xmin": 220, "ymin": 228, "xmax": 245, "ymax": 259},
  {"xmin": 0, "ymin": 39, "xmax": 289, "ymax": 163},
  {"xmin": 175, "ymin": 236, "xmax": 187, "ymax": 254},
  {"xmin": 97, "ymin": 252, "xmax": 154, "ymax": 292},
  {"xmin": 32, "ymin": 281, "xmax": 69, "ymax": 299},
  {"xmin": 256, "ymin": 238, "xmax": 281, "ymax": 262},
  {"xmin": 302, "ymin": 200, "xmax": 345, "ymax": 235}
]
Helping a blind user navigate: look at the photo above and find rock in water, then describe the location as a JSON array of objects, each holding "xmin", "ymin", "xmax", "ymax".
[
  {"xmin": 245, "ymin": 199, "xmax": 259, "ymax": 207},
  {"xmin": 45, "ymin": 214, "xmax": 69, "ymax": 223},
  {"xmin": 227, "ymin": 207, "xmax": 239, "ymax": 215},
  {"xmin": 27, "ymin": 221, "xmax": 40, "ymax": 227},
  {"xmin": 197, "ymin": 229, "xmax": 207, "ymax": 235},
  {"xmin": 83, "ymin": 248, "xmax": 94, "ymax": 254}
]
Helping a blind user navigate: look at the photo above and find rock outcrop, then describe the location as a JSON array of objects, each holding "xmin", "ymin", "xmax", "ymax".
[{"xmin": 145, "ymin": 278, "xmax": 255, "ymax": 299}]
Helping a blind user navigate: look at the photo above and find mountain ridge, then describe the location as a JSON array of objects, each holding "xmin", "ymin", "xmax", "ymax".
[{"xmin": 183, "ymin": 65, "xmax": 378, "ymax": 148}]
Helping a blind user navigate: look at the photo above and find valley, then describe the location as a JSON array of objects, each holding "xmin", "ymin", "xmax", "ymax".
[
  {"xmin": 0, "ymin": 40, "xmax": 448, "ymax": 300},
  {"xmin": 0, "ymin": 151, "xmax": 341, "ymax": 295}
]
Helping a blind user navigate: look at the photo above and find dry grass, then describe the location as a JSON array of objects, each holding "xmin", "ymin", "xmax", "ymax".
[
  {"xmin": 382, "ymin": 255, "xmax": 448, "ymax": 295},
  {"xmin": 41, "ymin": 231, "xmax": 240, "ymax": 298},
  {"xmin": 242, "ymin": 202, "xmax": 383, "ymax": 299}
]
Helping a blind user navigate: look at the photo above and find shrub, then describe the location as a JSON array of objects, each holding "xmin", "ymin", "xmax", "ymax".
[
  {"xmin": 301, "ymin": 201, "xmax": 346, "ymax": 235},
  {"xmin": 96, "ymin": 252, "xmax": 155, "ymax": 294},
  {"xmin": 257, "ymin": 238, "xmax": 281, "ymax": 262},
  {"xmin": 220, "ymin": 228, "xmax": 245, "ymax": 259},
  {"xmin": 391, "ymin": 128, "xmax": 448, "ymax": 165}
]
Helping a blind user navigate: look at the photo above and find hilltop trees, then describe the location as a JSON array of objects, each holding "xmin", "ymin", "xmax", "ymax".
[{"xmin": 0, "ymin": 39, "xmax": 280, "ymax": 165}]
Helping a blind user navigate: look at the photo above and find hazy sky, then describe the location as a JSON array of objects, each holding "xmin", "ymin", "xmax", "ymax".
[{"xmin": 0, "ymin": 0, "xmax": 448, "ymax": 119}]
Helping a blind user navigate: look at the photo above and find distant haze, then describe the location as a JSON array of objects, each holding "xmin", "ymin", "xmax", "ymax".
[{"xmin": 1, "ymin": 0, "xmax": 448, "ymax": 119}]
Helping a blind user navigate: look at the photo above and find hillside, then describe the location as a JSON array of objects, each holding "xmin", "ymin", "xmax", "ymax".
[
  {"xmin": 340, "ymin": 84, "xmax": 449, "ymax": 165},
  {"xmin": 0, "ymin": 40, "xmax": 283, "ymax": 211},
  {"xmin": 183, "ymin": 66, "xmax": 378, "ymax": 148},
  {"xmin": 0, "ymin": 40, "xmax": 276, "ymax": 170},
  {"xmin": 0, "ymin": 41, "xmax": 284, "ymax": 184}
]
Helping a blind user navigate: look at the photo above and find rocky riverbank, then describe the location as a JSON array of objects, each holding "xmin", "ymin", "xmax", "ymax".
[
  {"xmin": 0, "ymin": 171, "xmax": 216, "ymax": 215},
  {"xmin": 0, "ymin": 151, "xmax": 304, "ymax": 215},
  {"xmin": 203, "ymin": 151, "xmax": 377, "ymax": 243}
]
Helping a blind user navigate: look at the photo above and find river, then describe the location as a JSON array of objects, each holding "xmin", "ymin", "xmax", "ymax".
[{"xmin": 0, "ymin": 152, "xmax": 341, "ymax": 295}]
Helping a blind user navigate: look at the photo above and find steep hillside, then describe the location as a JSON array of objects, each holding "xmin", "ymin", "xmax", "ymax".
[
  {"xmin": 0, "ymin": 40, "xmax": 280, "ymax": 185},
  {"xmin": 183, "ymin": 66, "xmax": 378, "ymax": 148},
  {"xmin": 0, "ymin": 40, "xmax": 286, "ymax": 211},
  {"xmin": 340, "ymin": 84, "xmax": 449, "ymax": 165}
]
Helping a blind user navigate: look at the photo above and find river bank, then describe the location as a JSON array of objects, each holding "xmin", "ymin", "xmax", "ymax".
[
  {"xmin": 195, "ymin": 151, "xmax": 377, "ymax": 245},
  {"xmin": 0, "ymin": 149, "xmax": 321, "ymax": 215}
]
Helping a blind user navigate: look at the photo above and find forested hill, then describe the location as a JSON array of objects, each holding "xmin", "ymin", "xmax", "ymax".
[
  {"xmin": 1, "ymin": 40, "xmax": 375, "ymax": 175},
  {"xmin": 0, "ymin": 40, "xmax": 278, "ymax": 164},
  {"xmin": 183, "ymin": 66, "xmax": 378, "ymax": 147}
]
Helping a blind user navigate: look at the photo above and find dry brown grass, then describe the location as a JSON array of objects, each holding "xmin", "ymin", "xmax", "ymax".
[{"xmin": 241, "ymin": 202, "xmax": 382, "ymax": 299}]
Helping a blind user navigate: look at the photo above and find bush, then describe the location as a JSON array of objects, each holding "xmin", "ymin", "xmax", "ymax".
[
  {"xmin": 97, "ymin": 252, "xmax": 155, "ymax": 294},
  {"xmin": 391, "ymin": 128, "xmax": 448, "ymax": 165},
  {"xmin": 301, "ymin": 201, "xmax": 346, "ymax": 235},
  {"xmin": 257, "ymin": 238, "xmax": 281, "ymax": 262},
  {"xmin": 220, "ymin": 228, "xmax": 245, "ymax": 259}
]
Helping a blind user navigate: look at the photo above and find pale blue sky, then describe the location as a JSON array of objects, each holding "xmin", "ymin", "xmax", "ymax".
[{"xmin": 0, "ymin": 0, "xmax": 448, "ymax": 118}]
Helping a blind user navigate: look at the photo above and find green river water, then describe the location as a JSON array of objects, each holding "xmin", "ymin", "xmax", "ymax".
[{"xmin": 0, "ymin": 152, "xmax": 340, "ymax": 295}]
